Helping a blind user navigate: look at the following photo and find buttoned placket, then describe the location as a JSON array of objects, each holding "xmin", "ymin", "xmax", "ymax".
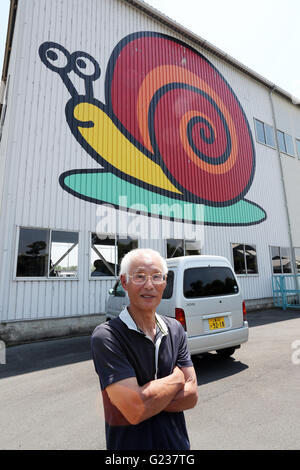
[{"xmin": 119, "ymin": 308, "xmax": 168, "ymax": 379}]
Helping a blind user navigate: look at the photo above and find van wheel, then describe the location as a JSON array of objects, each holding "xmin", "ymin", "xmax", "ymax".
[{"xmin": 216, "ymin": 347, "xmax": 236, "ymax": 358}]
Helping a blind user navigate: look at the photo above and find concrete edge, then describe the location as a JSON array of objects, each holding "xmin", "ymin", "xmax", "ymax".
[
  {"xmin": 0, "ymin": 298, "xmax": 275, "ymax": 346},
  {"xmin": 0, "ymin": 314, "xmax": 107, "ymax": 346}
]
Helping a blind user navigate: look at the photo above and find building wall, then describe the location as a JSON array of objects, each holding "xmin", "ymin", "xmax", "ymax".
[
  {"xmin": 271, "ymin": 93, "xmax": 300, "ymax": 248},
  {"xmin": 0, "ymin": 0, "xmax": 296, "ymax": 323}
]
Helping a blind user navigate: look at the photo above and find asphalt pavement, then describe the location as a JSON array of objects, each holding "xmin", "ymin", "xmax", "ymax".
[{"xmin": 0, "ymin": 308, "xmax": 300, "ymax": 450}]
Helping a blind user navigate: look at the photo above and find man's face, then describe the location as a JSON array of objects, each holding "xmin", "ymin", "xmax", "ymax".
[{"xmin": 120, "ymin": 253, "xmax": 166, "ymax": 315}]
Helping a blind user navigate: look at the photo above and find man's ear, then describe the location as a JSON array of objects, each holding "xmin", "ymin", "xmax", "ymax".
[{"xmin": 120, "ymin": 274, "xmax": 128, "ymax": 291}]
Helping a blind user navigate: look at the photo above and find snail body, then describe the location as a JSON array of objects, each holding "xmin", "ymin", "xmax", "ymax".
[{"xmin": 72, "ymin": 100, "xmax": 181, "ymax": 195}]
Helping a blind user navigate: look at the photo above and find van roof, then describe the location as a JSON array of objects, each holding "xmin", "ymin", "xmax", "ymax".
[{"xmin": 166, "ymin": 255, "xmax": 231, "ymax": 266}]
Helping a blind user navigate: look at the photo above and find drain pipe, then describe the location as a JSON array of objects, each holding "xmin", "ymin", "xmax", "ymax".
[{"xmin": 269, "ymin": 86, "xmax": 296, "ymax": 277}]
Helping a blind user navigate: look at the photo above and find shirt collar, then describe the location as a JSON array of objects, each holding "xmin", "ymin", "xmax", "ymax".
[{"xmin": 119, "ymin": 307, "xmax": 168, "ymax": 336}]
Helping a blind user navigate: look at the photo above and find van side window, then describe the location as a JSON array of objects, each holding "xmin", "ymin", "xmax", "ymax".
[
  {"xmin": 184, "ymin": 267, "xmax": 239, "ymax": 298},
  {"xmin": 162, "ymin": 270, "xmax": 174, "ymax": 299}
]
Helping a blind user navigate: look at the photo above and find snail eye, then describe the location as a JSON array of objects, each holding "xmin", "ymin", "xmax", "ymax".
[
  {"xmin": 46, "ymin": 48, "xmax": 69, "ymax": 69},
  {"xmin": 39, "ymin": 42, "xmax": 71, "ymax": 73},
  {"xmin": 71, "ymin": 52, "xmax": 101, "ymax": 80}
]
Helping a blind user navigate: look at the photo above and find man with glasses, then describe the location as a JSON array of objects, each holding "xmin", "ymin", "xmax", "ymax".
[{"xmin": 91, "ymin": 248, "xmax": 198, "ymax": 450}]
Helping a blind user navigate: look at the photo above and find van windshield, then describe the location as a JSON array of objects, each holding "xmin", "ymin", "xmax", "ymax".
[
  {"xmin": 184, "ymin": 267, "xmax": 239, "ymax": 298},
  {"xmin": 162, "ymin": 270, "xmax": 174, "ymax": 299}
]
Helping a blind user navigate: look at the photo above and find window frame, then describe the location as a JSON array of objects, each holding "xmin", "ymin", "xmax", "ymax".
[
  {"xmin": 89, "ymin": 232, "xmax": 138, "ymax": 279},
  {"xmin": 295, "ymin": 139, "xmax": 300, "ymax": 159},
  {"xmin": 294, "ymin": 248, "xmax": 300, "ymax": 274},
  {"xmin": 254, "ymin": 118, "xmax": 276, "ymax": 149},
  {"xmin": 254, "ymin": 118, "xmax": 296, "ymax": 157},
  {"xmin": 277, "ymin": 129, "xmax": 295, "ymax": 157},
  {"xmin": 231, "ymin": 242, "xmax": 259, "ymax": 276},
  {"xmin": 14, "ymin": 226, "xmax": 79, "ymax": 281},
  {"xmin": 166, "ymin": 239, "xmax": 201, "ymax": 258},
  {"xmin": 270, "ymin": 246, "xmax": 293, "ymax": 275}
]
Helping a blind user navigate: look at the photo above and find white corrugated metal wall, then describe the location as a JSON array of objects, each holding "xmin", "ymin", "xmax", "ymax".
[{"xmin": 0, "ymin": 0, "xmax": 295, "ymax": 322}]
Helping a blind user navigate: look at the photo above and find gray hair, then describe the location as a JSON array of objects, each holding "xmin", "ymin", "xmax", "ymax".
[{"xmin": 119, "ymin": 248, "xmax": 168, "ymax": 279}]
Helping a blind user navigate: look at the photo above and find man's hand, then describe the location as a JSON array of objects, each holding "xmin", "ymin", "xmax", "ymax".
[
  {"xmin": 164, "ymin": 366, "xmax": 198, "ymax": 413},
  {"xmin": 105, "ymin": 366, "xmax": 185, "ymax": 425}
]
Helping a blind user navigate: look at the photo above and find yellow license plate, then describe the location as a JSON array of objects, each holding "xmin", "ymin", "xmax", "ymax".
[{"xmin": 209, "ymin": 317, "xmax": 225, "ymax": 330}]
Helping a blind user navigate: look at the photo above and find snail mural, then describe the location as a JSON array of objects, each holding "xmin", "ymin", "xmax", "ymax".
[{"xmin": 39, "ymin": 31, "xmax": 266, "ymax": 225}]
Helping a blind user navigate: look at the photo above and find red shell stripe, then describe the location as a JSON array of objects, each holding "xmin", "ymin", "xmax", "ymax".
[{"xmin": 109, "ymin": 33, "xmax": 255, "ymax": 206}]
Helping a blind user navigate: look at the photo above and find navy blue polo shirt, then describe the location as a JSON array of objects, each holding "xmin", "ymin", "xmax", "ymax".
[{"xmin": 91, "ymin": 308, "xmax": 193, "ymax": 450}]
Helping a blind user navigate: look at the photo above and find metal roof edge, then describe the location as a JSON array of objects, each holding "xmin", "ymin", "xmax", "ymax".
[
  {"xmin": 1, "ymin": 0, "xmax": 18, "ymax": 84},
  {"xmin": 124, "ymin": 0, "xmax": 299, "ymax": 105}
]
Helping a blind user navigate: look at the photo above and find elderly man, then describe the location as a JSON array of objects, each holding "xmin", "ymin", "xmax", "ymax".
[{"xmin": 91, "ymin": 248, "xmax": 198, "ymax": 450}]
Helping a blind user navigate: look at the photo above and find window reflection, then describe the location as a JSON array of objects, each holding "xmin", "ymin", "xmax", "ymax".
[
  {"xmin": 232, "ymin": 243, "xmax": 258, "ymax": 275},
  {"xmin": 271, "ymin": 246, "xmax": 292, "ymax": 274},
  {"xmin": 91, "ymin": 234, "xmax": 116, "ymax": 277},
  {"xmin": 166, "ymin": 239, "xmax": 201, "ymax": 258},
  {"xmin": 50, "ymin": 231, "xmax": 78, "ymax": 277},
  {"xmin": 16, "ymin": 228, "xmax": 79, "ymax": 278},
  {"xmin": 16, "ymin": 228, "xmax": 49, "ymax": 277},
  {"xmin": 90, "ymin": 234, "xmax": 138, "ymax": 277}
]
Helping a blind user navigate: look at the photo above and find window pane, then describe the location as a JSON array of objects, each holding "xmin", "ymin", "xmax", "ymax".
[
  {"xmin": 232, "ymin": 243, "xmax": 246, "ymax": 274},
  {"xmin": 16, "ymin": 228, "xmax": 49, "ymax": 277},
  {"xmin": 162, "ymin": 270, "xmax": 174, "ymax": 299},
  {"xmin": 244, "ymin": 244, "xmax": 258, "ymax": 274},
  {"xmin": 50, "ymin": 231, "xmax": 78, "ymax": 278},
  {"xmin": 184, "ymin": 267, "xmax": 239, "ymax": 298},
  {"xmin": 281, "ymin": 247, "xmax": 292, "ymax": 273},
  {"xmin": 277, "ymin": 130, "xmax": 286, "ymax": 153},
  {"xmin": 265, "ymin": 124, "xmax": 275, "ymax": 147},
  {"xmin": 296, "ymin": 139, "xmax": 300, "ymax": 158},
  {"xmin": 294, "ymin": 248, "xmax": 300, "ymax": 274},
  {"xmin": 271, "ymin": 246, "xmax": 281, "ymax": 273},
  {"xmin": 91, "ymin": 234, "xmax": 116, "ymax": 276},
  {"xmin": 254, "ymin": 119, "xmax": 265, "ymax": 143},
  {"xmin": 285, "ymin": 134, "xmax": 294, "ymax": 156},
  {"xmin": 117, "ymin": 237, "xmax": 138, "ymax": 275},
  {"xmin": 167, "ymin": 239, "xmax": 184, "ymax": 258},
  {"xmin": 185, "ymin": 240, "xmax": 201, "ymax": 255}
]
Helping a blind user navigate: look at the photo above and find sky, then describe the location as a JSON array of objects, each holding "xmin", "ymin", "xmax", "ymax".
[{"xmin": 1, "ymin": 0, "xmax": 300, "ymax": 99}]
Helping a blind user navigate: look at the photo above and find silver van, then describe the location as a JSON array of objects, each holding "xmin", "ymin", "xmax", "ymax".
[{"xmin": 106, "ymin": 255, "xmax": 249, "ymax": 357}]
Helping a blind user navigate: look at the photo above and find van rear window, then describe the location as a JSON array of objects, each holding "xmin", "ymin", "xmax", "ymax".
[{"xmin": 184, "ymin": 267, "xmax": 239, "ymax": 298}]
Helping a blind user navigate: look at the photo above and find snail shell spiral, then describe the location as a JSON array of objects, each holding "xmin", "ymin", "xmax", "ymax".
[{"xmin": 106, "ymin": 32, "xmax": 255, "ymax": 207}]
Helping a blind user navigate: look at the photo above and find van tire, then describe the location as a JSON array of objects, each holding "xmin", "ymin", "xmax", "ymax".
[{"xmin": 216, "ymin": 347, "xmax": 236, "ymax": 358}]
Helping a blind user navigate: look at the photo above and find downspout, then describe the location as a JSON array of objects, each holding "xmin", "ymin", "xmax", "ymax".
[{"xmin": 269, "ymin": 86, "xmax": 296, "ymax": 276}]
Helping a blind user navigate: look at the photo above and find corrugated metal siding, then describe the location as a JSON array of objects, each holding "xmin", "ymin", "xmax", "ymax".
[{"xmin": 0, "ymin": 0, "xmax": 294, "ymax": 321}]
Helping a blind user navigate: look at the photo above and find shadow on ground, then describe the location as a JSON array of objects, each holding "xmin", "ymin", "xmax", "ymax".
[
  {"xmin": 1, "ymin": 308, "xmax": 299, "ymax": 381},
  {"xmin": 246, "ymin": 308, "xmax": 300, "ymax": 327},
  {"xmin": 0, "ymin": 335, "xmax": 92, "ymax": 379},
  {"xmin": 192, "ymin": 352, "xmax": 248, "ymax": 386}
]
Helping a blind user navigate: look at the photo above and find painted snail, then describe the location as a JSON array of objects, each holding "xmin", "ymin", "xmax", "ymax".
[{"xmin": 39, "ymin": 32, "xmax": 256, "ymax": 208}]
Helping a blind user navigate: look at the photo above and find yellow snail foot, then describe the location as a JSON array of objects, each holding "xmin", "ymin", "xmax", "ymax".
[{"xmin": 73, "ymin": 102, "xmax": 182, "ymax": 195}]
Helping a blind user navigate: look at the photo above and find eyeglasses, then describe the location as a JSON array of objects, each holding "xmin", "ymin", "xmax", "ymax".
[{"xmin": 128, "ymin": 272, "xmax": 167, "ymax": 285}]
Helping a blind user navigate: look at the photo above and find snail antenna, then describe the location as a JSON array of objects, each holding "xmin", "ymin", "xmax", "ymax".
[
  {"xmin": 39, "ymin": 42, "xmax": 78, "ymax": 99},
  {"xmin": 70, "ymin": 51, "xmax": 101, "ymax": 101}
]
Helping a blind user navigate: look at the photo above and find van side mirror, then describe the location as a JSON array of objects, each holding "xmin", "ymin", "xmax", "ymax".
[
  {"xmin": 109, "ymin": 283, "xmax": 126, "ymax": 297},
  {"xmin": 115, "ymin": 286, "xmax": 126, "ymax": 297}
]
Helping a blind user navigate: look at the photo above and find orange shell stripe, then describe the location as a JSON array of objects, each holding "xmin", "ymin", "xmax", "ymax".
[{"xmin": 137, "ymin": 65, "xmax": 238, "ymax": 175}]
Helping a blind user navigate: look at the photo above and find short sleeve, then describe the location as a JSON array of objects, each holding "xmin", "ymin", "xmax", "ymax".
[
  {"xmin": 176, "ymin": 323, "xmax": 193, "ymax": 369},
  {"xmin": 91, "ymin": 324, "xmax": 136, "ymax": 390}
]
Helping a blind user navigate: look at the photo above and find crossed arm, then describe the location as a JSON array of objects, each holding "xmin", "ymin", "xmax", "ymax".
[{"xmin": 105, "ymin": 366, "xmax": 198, "ymax": 425}]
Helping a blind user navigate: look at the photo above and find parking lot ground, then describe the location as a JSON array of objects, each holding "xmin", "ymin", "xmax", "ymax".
[{"xmin": 0, "ymin": 308, "xmax": 300, "ymax": 450}]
